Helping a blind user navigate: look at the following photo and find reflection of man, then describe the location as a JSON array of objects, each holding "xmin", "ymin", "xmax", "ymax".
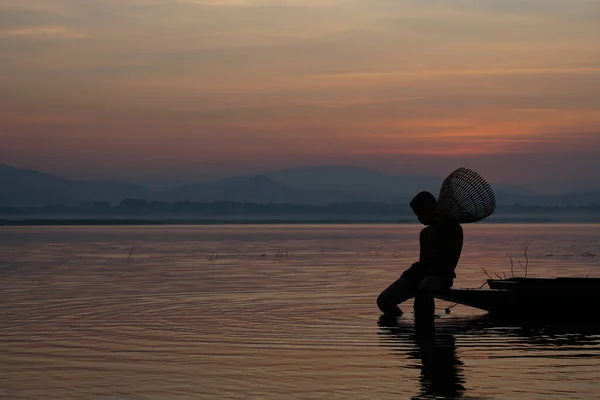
[
  {"xmin": 416, "ymin": 331, "xmax": 466, "ymax": 398},
  {"xmin": 377, "ymin": 191, "xmax": 463, "ymax": 318},
  {"xmin": 377, "ymin": 319, "xmax": 466, "ymax": 399}
]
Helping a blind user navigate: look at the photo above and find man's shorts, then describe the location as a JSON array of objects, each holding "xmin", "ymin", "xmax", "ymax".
[{"xmin": 400, "ymin": 262, "xmax": 454, "ymax": 296}]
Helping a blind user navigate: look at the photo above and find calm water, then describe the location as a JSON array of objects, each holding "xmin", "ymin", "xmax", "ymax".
[{"xmin": 1, "ymin": 224, "xmax": 600, "ymax": 399}]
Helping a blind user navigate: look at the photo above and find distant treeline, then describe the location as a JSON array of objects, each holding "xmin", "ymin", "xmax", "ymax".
[
  {"xmin": 1, "ymin": 199, "xmax": 600, "ymax": 217},
  {"xmin": 503, "ymin": 202, "xmax": 600, "ymax": 213},
  {"xmin": 0, "ymin": 199, "xmax": 412, "ymax": 216}
]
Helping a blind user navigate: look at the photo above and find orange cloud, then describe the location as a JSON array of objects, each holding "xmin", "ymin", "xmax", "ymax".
[{"xmin": 0, "ymin": 26, "xmax": 87, "ymax": 39}]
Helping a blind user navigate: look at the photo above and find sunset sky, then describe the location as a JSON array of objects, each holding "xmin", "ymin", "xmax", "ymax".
[{"xmin": 1, "ymin": 0, "xmax": 599, "ymax": 192}]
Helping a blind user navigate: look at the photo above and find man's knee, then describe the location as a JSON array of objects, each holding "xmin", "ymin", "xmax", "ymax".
[
  {"xmin": 376, "ymin": 291, "xmax": 389, "ymax": 312},
  {"xmin": 377, "ymin": 278, "xmax": 410, "ymax": 313},
  {"xmin": 418, "ymin": 276, "xmax": 441, "ymax": 295},
  {"xmin": 377, "ymin": 288, "xmax": 396, "ymax": 312}
]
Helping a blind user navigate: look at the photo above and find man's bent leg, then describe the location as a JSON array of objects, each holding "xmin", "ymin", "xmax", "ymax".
[
  {"xmin": 414, "ymin": 276, "xmax": 442, "ymax": 322},
  {"xmin": 377, "ymin": 277, "xmax": 413, "ymax": 316}
]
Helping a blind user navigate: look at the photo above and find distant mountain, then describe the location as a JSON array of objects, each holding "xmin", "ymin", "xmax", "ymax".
[
  {"xmin": 0, "ymin": 164, "xmax": 399, "ymax": 206},
  {"xmin": 161, "ymin": 166, "xmax": 600, "ymax": 206},
  {"xmin": 3, "ymin": 163, "xmax": 600, "ymax": 207},
  {"xmin": 162, "ymin": 174, "xmax": 394, "ymax": 204},
  {"xmin": 263, "ymin": 166, "xmax": 442, "ymax": 199},
  {"xmin": 0, "ymin": 164, "xmax": 153, "ymax": 206}
]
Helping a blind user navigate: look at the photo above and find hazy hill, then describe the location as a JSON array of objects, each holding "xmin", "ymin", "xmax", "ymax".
[
  {"xmin": 0, "ymin": 164, "xmax": 398, "ymax": 206},
  {"xmin": 2, "ymin": 163, "xmax": 600, "ymax": 207},
  {"xmin": 263, "ymin": 166, "xmax": 442, "ymax": 197},
  {"xmin": 263, "ymin": 166, "xmax": 538, "ymax": 204},
  {"xmin": 162, "ymin": 174, "xmax": 394, "ymax": 204},
  {"xmin": 0, "ymin": 164, "xmax": 153, "ymax": 206}
]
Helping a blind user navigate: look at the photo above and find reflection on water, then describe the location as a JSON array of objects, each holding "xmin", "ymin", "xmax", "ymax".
[
  {"xmin": 378, "ymin": 315, "xmax": 600, "ymax": 400},
  {"xmin": 1, "ymin": 224, "xmax": 600, "ymax": 399},
  {"xmin": 378, "ymin": 317, "xmax": 466, "ymax": 399}
]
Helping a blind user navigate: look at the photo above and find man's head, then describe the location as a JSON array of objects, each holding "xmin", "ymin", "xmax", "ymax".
[{"xmin": 410, "ymin": 191, "xmax": 437, "ymax": 225}]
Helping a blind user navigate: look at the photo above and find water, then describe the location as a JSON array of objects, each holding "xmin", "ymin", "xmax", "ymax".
[{"xmin": 1, "ymin": 224, "xmax": 600, "ymax": 399}]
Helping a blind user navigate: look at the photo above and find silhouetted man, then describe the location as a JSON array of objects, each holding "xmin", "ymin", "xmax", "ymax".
[{"xmin": 377, "ymin": 191, "xmax": 463, "ymax": 319}]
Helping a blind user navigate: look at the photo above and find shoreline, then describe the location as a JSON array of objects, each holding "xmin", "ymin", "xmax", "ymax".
[{"xmin": 2, "ymin": 217, "xmax": 600, "ymax": 226}]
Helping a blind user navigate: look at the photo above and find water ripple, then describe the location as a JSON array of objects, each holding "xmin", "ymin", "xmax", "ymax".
[{"xmin": 1, "ymin": 224, "xmax": 600, "ymax": 399}]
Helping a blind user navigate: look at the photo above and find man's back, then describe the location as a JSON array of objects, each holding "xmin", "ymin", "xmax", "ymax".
[{"xmin": 418, "ymin": 220, "xmax": 463, "ymax": 282}]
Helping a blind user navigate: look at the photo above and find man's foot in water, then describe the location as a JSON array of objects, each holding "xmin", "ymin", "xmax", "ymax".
[{"xmin": 377, "ymin": 307, "xmax": 404, "ymax": 326}]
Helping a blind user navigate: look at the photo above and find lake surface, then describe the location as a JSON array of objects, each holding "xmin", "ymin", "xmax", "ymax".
[{"xmin": 1, "ymin": 224, "xmax": 600, "ymax": 399}]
